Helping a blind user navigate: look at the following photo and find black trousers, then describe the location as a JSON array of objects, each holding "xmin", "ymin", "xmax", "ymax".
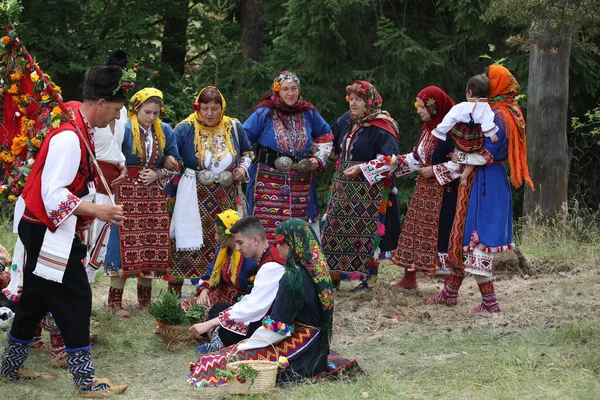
[
  {"xmin": 209, "ymin": 302, "xmax": 261, "ymax": 347},
  {"xmin": 10, "ymin": 220, "xmax": 91, "ymax": 349}
]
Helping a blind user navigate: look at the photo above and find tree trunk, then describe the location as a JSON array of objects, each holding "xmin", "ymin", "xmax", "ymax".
[
  {"xmin": 160, "ymin": 0, "xmax": 189, "ymax": 76},
  {"xmin": 239, "ymin": 0, "xmax": 265, "ymax": 61},
  {"xmin": 523, "ymin": 20, "xmax": 572, "ymax": 218}
]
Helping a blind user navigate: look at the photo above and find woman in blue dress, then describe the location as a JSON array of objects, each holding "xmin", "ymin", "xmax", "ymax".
[
  {"xmin": 425, "ymin": 64, "xmax": 534, "ymax": 312},
  {"xmin": 104, "ymin": 88, "xmax": 181, "ymax": 318},
  {"xmin": 166, "ymin": 87, "xmax": 254, "ymax": 296},
  {"xmin": 243, "ymin": 71, "xmax": 333, "ymax": 244}
]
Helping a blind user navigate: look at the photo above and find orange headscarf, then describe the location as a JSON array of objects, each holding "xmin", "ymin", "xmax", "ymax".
[{"xmin": 488, "ymin": 65, "xmax": 534, "ymax": 190}]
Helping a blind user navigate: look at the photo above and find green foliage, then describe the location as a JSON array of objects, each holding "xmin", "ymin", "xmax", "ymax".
[
  {"xmin": 147, "ymin": 291, "xmax": 206, "ymax": 326},
  {"xmin": 216, "ymin": 361, "xmax": 259, "ymax": 388}
]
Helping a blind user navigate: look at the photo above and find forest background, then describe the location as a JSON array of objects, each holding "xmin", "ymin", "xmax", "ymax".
[{"xmin": 2, "ymin": 0, "xmax": 600, "ymax": 219}]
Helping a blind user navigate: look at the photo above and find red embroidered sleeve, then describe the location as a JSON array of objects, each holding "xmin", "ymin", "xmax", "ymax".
[{"xmin": 218, "ymin": 307, "xmax": 249, "ymax": 335}]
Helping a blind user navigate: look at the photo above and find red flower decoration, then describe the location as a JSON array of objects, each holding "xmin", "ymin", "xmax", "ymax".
[
  {"xmin": 192, "ymin": 102, "xmax": 200, "ymax": 111},
  {"xmin": 275, "ymin": 234, "xmax": 286, "ymax": 246}
]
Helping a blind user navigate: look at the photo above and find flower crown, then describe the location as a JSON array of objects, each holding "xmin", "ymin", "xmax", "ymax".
[
  {"xmin": 112, "ymin": 62, "xmax": 138, "ymax": 95},
  {"xmin": 272, "ymin": 73, "xmax": 300, "ymax": 93}
]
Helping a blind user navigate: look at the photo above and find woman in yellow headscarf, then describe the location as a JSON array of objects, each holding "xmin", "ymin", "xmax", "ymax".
[
  {"xmin": 105, "ymin": 87, "xmax": 182, "ymax": 318},
  {"xmin": 166, "ymin": 87, "xmax": 254, "ymax": 295},
  {"xmin": 181, "ymin": 210, "xmax": 258, "ymax": 309}
]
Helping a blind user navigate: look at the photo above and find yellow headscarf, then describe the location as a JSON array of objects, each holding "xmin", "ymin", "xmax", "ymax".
[
  {"xmin": 128, "ymin": 87, "xmax": 166, "ymax": 158},
  {"xmin": 176, "ymin": 86, "xmax": 236, "ymax": 161},
  {"xmin": 209, "ymin": 209, "xmax": 242, "ymax": 288}
]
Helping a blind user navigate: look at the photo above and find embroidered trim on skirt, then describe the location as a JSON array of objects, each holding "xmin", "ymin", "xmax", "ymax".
[
  {"xmin": 252, "ymin": 164, "xmax": 312, "ymax": 245},
  {"xmin": 393, "ymin": 176, "xmax": 444, "ymax": 275},
  {"xmin": 113, "ymin": 166, "xmax": 171, "ymax": 277},
  {"xmin": 168, "ymin": 182, "xmax": 237, "ymax": 279},
  {"xmin": 322, "ymin": 162, "xmax": 384, "ymax": 280}
]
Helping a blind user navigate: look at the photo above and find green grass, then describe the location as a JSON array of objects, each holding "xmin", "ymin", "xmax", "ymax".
[{"xmin": 1, "ymin": 216, "xmax": 600, "ymax": 399}]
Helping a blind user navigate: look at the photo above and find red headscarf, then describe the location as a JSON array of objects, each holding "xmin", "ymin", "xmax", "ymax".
[
  {"xmin": 488, "ymin": 64, "xmax": 534, "ymax": 190},
  {"xmin": 416, "ymin": 86, "xmax": 455, "ymax": 131},
  {"xmin": 253, "ymin": 70, "xmax": 316, "ymax": 116}
]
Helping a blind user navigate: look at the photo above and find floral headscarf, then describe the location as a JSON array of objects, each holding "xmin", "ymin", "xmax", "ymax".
[
  {"xmin": 253, "ymin": 71, "xmax": 316, "ymax": 117},
  {"xmin": 128, "ymin": 88, "xmax": 166, "ymax": 157},
  {"xmin": 416, "ymin": 86, "xmax": 455, "ymax": 131},
  {"xmin": 488, "ymin": 64, "xmax": 534, "ymax": 190},
  {"xmin": 177, "ymin": 86, "xmax": 237, "ymax": 161},
  {"xmin": 275, "ymin": 219, "xmax": 334, "ymax": 344},
  {"xmin": 348, "ymin": 80, "xmax": 399, "ymax": 139},
  {"xmin": 209, "ymin": 210, "xmax": 241, "ymax": 288}
]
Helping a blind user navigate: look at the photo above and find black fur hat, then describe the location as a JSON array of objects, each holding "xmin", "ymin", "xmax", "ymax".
[
  {"xmin": 83, "ymin": 65, "xmax": 127, "ymax": 102},
  {"xmin": 105, "ymin": 50, "xmax": 129, "ymax": 69}
]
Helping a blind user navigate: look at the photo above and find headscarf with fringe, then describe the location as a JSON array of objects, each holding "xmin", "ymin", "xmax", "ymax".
[
  {"xmin": 208, "ymin": 210, "xmax": 242, "ymax": 288},
  {"xmin": 128, "ymin": 88, "xmax": 166, "ymax": 157},
  {"xmin": 348, "ymin": 80, "xmax": 399, "ymax": 140},
  {"xmin": 488, "ymin": 64, "xmax": 534, "ymax": 190},
  {"xmin": 176, "ymin": 86, "xmax": 236, "ymax": 162},
  {"xmin": 274, "ymin": 219, "xmax": 334, "ymax": 346}
]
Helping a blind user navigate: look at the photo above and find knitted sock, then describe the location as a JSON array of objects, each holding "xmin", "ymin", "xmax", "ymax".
[
  {"xmin": 66, "ymin": 348, "xmax": 109, "ymax": 392},
  {"xmin": 425, "ymin": 271, "xmax": 464, "ymax": 305},
  {"xmin": 30, "ymin": 323, "xmax": 44, "ymax": 349},
  {"xmin": 137, "ymin": 279, "xmax": 152, "ymax": 310},
  {"xmin": 167, "ymin": 281, "xmax": 183, "ymax": 298},
  {"xmin": 196, "ymin": 332, "xmax": 224, "ymax": 354},
  {"xmin": 470, "ymin": 279, "xmax": 501, "ymax": 313},
  {"xmin": 49, "ymin": 332, "xmax": 66, "ymax": 357},
  {"xmin": 1, "ymin": 333, "xmax": 32, "ymax": 381},
  {"xmin": 392, "ymin": 268, "xmax": 418, "ymax": 289},
  {"xmin": 107, "ymin": 286, "xmax": 130, "ymax": 318}
]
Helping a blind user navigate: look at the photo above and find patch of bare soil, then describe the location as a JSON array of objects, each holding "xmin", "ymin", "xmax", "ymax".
[{"xmin": 331, "ymin": 261, "xmax": 600, "ymax": 347}]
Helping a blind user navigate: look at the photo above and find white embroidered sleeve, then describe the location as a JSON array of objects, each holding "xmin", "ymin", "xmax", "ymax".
[
  {"xmin": 359, "ymin": 161, "xmax": 396, "ymax": 186},
  {"xmin": 235, "ymin": 327, "xmax": 286, "ymax": 350},
  {"xmin": 217, "ymin": 261, "xmax": 284, "ymax": 335},
  {"xmin": 481, "ymin": 105, "xmax": 499, "ymax": 137},
  {"xmin": 451, "ymin": 149, "xmax": 492, "ymax": 166},
  {"xmin": 312, "ymin": 140, "xmax": 334, "ymax": 166},
  {"xmin": 40, "ymin": 131, "xmax": 82, "ymax": 227},
  {"xmin": 394, "ymin": 152, "xmax": 420, "ymax": 177},
  {"xmin": 433, "ymin": 162, "xmax": 462, "ymax": 186},
  {"xmin": 432, "ymin": 106, "xmax": 460, "ymax": 140}
]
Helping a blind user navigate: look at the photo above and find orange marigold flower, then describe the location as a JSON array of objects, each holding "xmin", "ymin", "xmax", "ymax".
[
  {"xmin": 7, "ymin": 84, "xmax": 19, "ymax": 94},
  {"xmin": 28, "ymin": 119, "xmax": 36, "ymax": 127},
  {"xmin": 53, "ymin": 85, "xmax": 62, "ymax": 94},
  {"xmin": 41, "ymin": 94, "xmax": 50, "ymax": 101},
  {"xmin": 31, "ymin": 138, "xmax": 42, "ymax": 148},
  {"xmin": 272, "ymin": 81, "xmax": 281, "ymax": 92},
  {"xmin": 1, "ymin": 36, "xmax": 10, "ymax": 44},
  {"xmin": 10, "ymin": 72, "xmax": 23, "ymax": 82},
  {"xmin": 51, "ymin": 106, "xmax": 62, "ymax": 116}
]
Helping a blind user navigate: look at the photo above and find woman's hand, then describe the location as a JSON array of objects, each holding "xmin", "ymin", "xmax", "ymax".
[
  {"xmin": 111, "ymin": 164, "xmax": 127, "ymax": 186},
  {"xmin": 188, "ymin": 318, "xmax": 220, "ymax": 339},
  {"xmin": 343, "ymin": 164, "xmax": 363, "ymax": 177},
  {"xmin": 95, "ymin": 204, "xmax": 125, "ymax": 227},
  {"xmin": 419, "ymin": 166, "xmax": 434, "ymax": 179},
  {"xmin": 197, "ymin": 289, "xmax": 211, "ymax": 306},
  {"xmin": 139, "ymin": 169, "xmax": 158, "ymax": 185},
  {"xmin": 233, "ymin": 167, "xmax": 246, "ymax": 183},
  {"xmin": 308, "ymin": 157, "xmax": 319, "ymax": 171},
  {"xmin": 162, "ymin": 155, "xmax": 180, "ymax": 172}
]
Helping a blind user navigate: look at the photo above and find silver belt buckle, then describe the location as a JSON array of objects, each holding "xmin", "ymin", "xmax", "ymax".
[
  {"xmin": 294, "ymin": 158, "xmax": 311, "ymax": 173},
  {"xmin": 196, "ymin": 170, "xmax": 216, "ymax": 185},
  {"xmin": 274, "ymin": 156, "xmax": 294, "ymax": 173},
  {"xmin": 216, "ymin": 171, "xmax": 233, "ymax": 188}
]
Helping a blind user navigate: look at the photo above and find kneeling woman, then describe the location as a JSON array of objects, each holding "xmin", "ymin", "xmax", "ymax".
[
  {"xmin": 104, "ymin": 88, "xmax": 182, "ymax": 317},
  {"xmin": 187, "ymin": 219, "xmax": 334, "ymax": 386}
]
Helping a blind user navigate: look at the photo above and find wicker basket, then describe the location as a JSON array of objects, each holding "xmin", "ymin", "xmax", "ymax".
[
  {"xmin": 226, "ymin": 338, "xmax": 279, "ymax": 395},
  {"xmin": 158, "ymin": 324, "xmax": 196, "ymax": 348}
]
